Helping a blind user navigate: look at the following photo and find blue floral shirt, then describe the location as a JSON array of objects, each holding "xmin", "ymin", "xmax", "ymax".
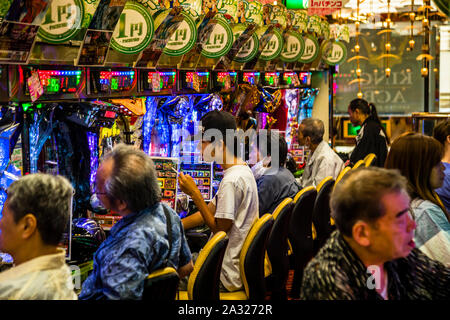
[{"xmin": 79, "ymin": 202, "xmax": 192, "ymax": 300}]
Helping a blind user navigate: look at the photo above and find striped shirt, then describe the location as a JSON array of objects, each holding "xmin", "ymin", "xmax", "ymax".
[{"xmin": 301, "ymin": 231, "xmax": 450, "ymax": 300}]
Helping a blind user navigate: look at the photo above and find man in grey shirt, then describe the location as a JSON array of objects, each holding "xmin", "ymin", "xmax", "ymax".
[{"xmin": 298, "ymin": 118, "xmax": 344, "ymax": 188}]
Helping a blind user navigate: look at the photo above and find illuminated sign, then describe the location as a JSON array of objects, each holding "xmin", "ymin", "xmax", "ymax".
[
  {"xmin": 243, "ymin": 72, "xmax": 260, "ymax": 85},
  {"xmin": 99, "ymin": 71, "xmax": 135, "ymax": 92},
  {"xmin": 35, "ymin": 70, "xmax": 82, "ymax": 94}
]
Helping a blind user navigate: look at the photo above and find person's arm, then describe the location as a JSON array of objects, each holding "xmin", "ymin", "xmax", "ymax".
[
  {"xmin": 406, "ymin": 249, "xmax": 450, "ymax": 299},
  {"xmin": 179, "ymin": 172, "xmax": 232, "ymax": 234},
  {"xmin": 350, "ymin": 123, "xmax": 382, "ymax": 165},
  {"xmin": 100, "ymin": 247, "xmax": 152, "ymax": 300},
  {"xmin": 414, "ymin": 204, "xmax": 450, "ymax": 267}
]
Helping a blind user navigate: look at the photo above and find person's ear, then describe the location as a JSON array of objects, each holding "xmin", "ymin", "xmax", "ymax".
[
  {"xmin": 352, "ymin": 220, "xmax": 371, "ymax": 247},
  {"xmin": 116, "ymin": 199, "xmax": 128, "ymax": 212},
  {"xmin": 446, "ymin": 135, "xmax": 450, "ymax": 145},
  {"xmin": 20, "ymin": 214, "xmax": 38, "ymax": 240},
  {"xmin": 305, "ymin": 136, "xmax": 312, "ymax": 147}
]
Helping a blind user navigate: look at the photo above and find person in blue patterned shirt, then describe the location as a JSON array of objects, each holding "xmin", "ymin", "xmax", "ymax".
[{"xmin": 79, "ymin": 144, "xmax": 193, "ymax": 300}]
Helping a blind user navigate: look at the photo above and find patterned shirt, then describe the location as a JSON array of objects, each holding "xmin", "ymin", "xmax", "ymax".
[
  {"xmin": 411, "ymin": 198, "xmax": 450, "ymax": 267},
  {"xmin": 301, "ymin": 231, "xmax": 450, "ymax": 300},
  {"xmin": 79, "ymin": 202, "xmax": 192, "ymax": 300}
]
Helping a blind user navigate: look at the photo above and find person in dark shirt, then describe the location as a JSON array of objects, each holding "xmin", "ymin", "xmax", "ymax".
[
  {"xmin": 433, "ymin": 119, "xmax": 450, "ymax": 214},
  {"xmin": 348, "ymin": 99, "xmax": 389, "ymax": 167},
  {"xmin": 250, "ymin": 130, "xmax": 300, "ymax": 216},
  {"xmin": 301, "ymin": 167, "xmax": 450, "ymax": 300}
]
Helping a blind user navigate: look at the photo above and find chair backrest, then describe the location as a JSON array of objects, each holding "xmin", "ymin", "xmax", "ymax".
[
  {"xmin": 290, "ymin": 187, "xmax": 317, "ymax": 249},
  {"xmin": 364, "ymin": 153, "xmax": 377, "ymax": 167},
  {"xmin": 240, "ymin": 214, "xmax": 274, "ymax": 300},
  {"xmin": 187, "ymin": 231, "xmax": 229, "ymax": 300},
  {"xmin": 143, "ymin": 267, "xmax": 179, "ymax": 300},
  {"xmin": 267, "ymin": 198, "xmax": 294, "ymax": 265},
  {"xmin": 334, "ymin": 166, "xmax": 351, "ymax": 189},
  {"xmin": 312, "ymin": 177, "xmax": 335, "ymax": 250},
  {"xmin": 266, "ymin": 198, "xmax": 294, "ymax": 298},
  {"xmin": 352, "ymin": 159, "xmax": 365, "ymax": 170}
]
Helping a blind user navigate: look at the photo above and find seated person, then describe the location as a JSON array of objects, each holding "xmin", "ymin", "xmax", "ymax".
[
  {"xmin": 433, "ymin": 120, "xmax": 450, "ymax": 214},
  {"xmin": 0, "ymin": 173, "xmax": 77, "ymax": 300},
  {"xmin": 301, "ymin": 167, "xmax": 450, "ymax": 300},
  {"xmin": 250, "ymin": 130, "xmax": 300, "ymax": 216},
  {"xmin": 385, "ymin": 132, "xmax": 450, "ymax": 267},
  {"xmin": 297, "ymin": 118, "xmax": 344, "ymax": 188},
  {"xmin": 180, "ymin": 110, "xmax": 259, "ymax": 292},
  {"xmin": 79, "ymin": 144, "xmax": 193, "ymax": 300}
]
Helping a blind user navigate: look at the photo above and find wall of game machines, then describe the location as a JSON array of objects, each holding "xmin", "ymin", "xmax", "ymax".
[
  {"xmin": 0, "ymin": 0, "xmax": 336, "ymax": 264},
  {"xmin": 0, "ymin": 62, "xmax": 318, "ymax": 264}
]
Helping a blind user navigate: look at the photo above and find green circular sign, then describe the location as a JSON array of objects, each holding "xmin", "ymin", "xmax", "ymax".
[
  {"xmin": 232, "ymin": 25, "xmax": 259, "ymax": 63},
  {"xmin": 201, "ymin": 17, "xmax": 233, "ymax": 59},
  {"xmin": 163, "ymin": 12, "xmax": 197, "ymax": 57},
  {"xmin": 298, "ymin": 34, "xmax": 319, "ymax": 63},
  {"xmin": 280, "ymin": 30, "xmax": 305, "ymax": 63},
  {"xmin": 321, "ymin": 40, "xmax": 347, "ymax": 66},
  {"xmin": 110, "ymin": 2, "xmax": 154, "ymax": 55},
  {"xmin": 38, "ymin": 0, "xmax": 84, "ymax": 44},
  {"xmin": 259, "ymin": 28, "xmax": 284, "ymax": 61}
]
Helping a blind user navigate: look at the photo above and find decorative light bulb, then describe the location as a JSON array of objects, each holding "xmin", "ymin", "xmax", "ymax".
[
  {"xmin": 355, "ymin": 44, "xmax": 360, "ymax": 53},
  {"xmin": 421, "ymin": 67, "xmax": 428, "ymax": 77},
  {"xmin": 385, "ymin": 43, "xmax": 391, "ymax": 52},
  {"xmin": 423, "ymin": 18, "xmax": 428, "ymax": 26},
  {"xmin": 409, "ymin": 39, "xmax": 415, "ymax": 49},
  {"xmin": 356, "ymin": 68, "xmax": 362, "ymax": 77},
  {"xmin": 409, "ymin": 12, "xmax": 415, "ymax": 20},
  {"xmin": 357, "ymin": 91, "xmax": 363, "ymax": 99},
  {"xmin": 355, "ymin": 21, "xmax": 360, "ymax": 27},
  {"xmin": 385, "ymin": 67, "xmax": 391, "ymax": 77}
]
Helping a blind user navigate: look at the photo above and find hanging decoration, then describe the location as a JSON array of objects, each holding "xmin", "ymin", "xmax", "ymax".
[
  {"xmin": 409, "ymin": 0, "xmax": 416, "ymax": 50},
  {"xmin": 418, "ymin": 0, "xmax": 432, "ymax": 77},
  {"xmin": 355, "ymin": 0, "xmax": 363, "ymax": 98}
]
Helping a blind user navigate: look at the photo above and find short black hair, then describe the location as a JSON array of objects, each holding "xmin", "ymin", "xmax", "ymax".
[
  {"xmin": 256, "ymin": 130, "xmax": 288, "ymax": 167},
  {"xmin": 433, "ymin": 120, "xmax": 450, "ymax": 145}
]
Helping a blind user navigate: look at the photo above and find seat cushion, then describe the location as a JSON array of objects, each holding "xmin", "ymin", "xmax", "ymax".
[
  {"xmin": 220, "ymin": 290, "xmax": 248, "ymax": 300},
  {"xmin": 177, "ymin": 290, "xmax": 189, "ymax": 300}
]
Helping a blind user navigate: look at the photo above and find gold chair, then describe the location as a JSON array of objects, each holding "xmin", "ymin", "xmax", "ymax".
[
  {"xmin": 334, "ymin": 166, "xmax": 351, "ymax": 189},
  {"xmin": 220, "ymin": 214, "xmax": 274, "ymax": 300},
  {"xmin": 265, "ymin": 198, "xmax": 295, "ymax": 300},
  {"xmin": 352, "ymin": 159, "xmax": 365, "ymax": 170},
  {"xmin": 312, "ymin": 176, "xmax": 335, "ymax": 256},
  {"xmin": 143, "ymin": 267, "xmax": 179, "ymax": 300},
  {"xmin": 288, "ymin": 186, "xmax": 317, "ymax": 298},
  {"xmin": 363, "ymin": 153, "xmax": 377, "ymax": 167},
  {"xmin": 177, "ymin": 231, "xmax": 229, "ymax": 300}
]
